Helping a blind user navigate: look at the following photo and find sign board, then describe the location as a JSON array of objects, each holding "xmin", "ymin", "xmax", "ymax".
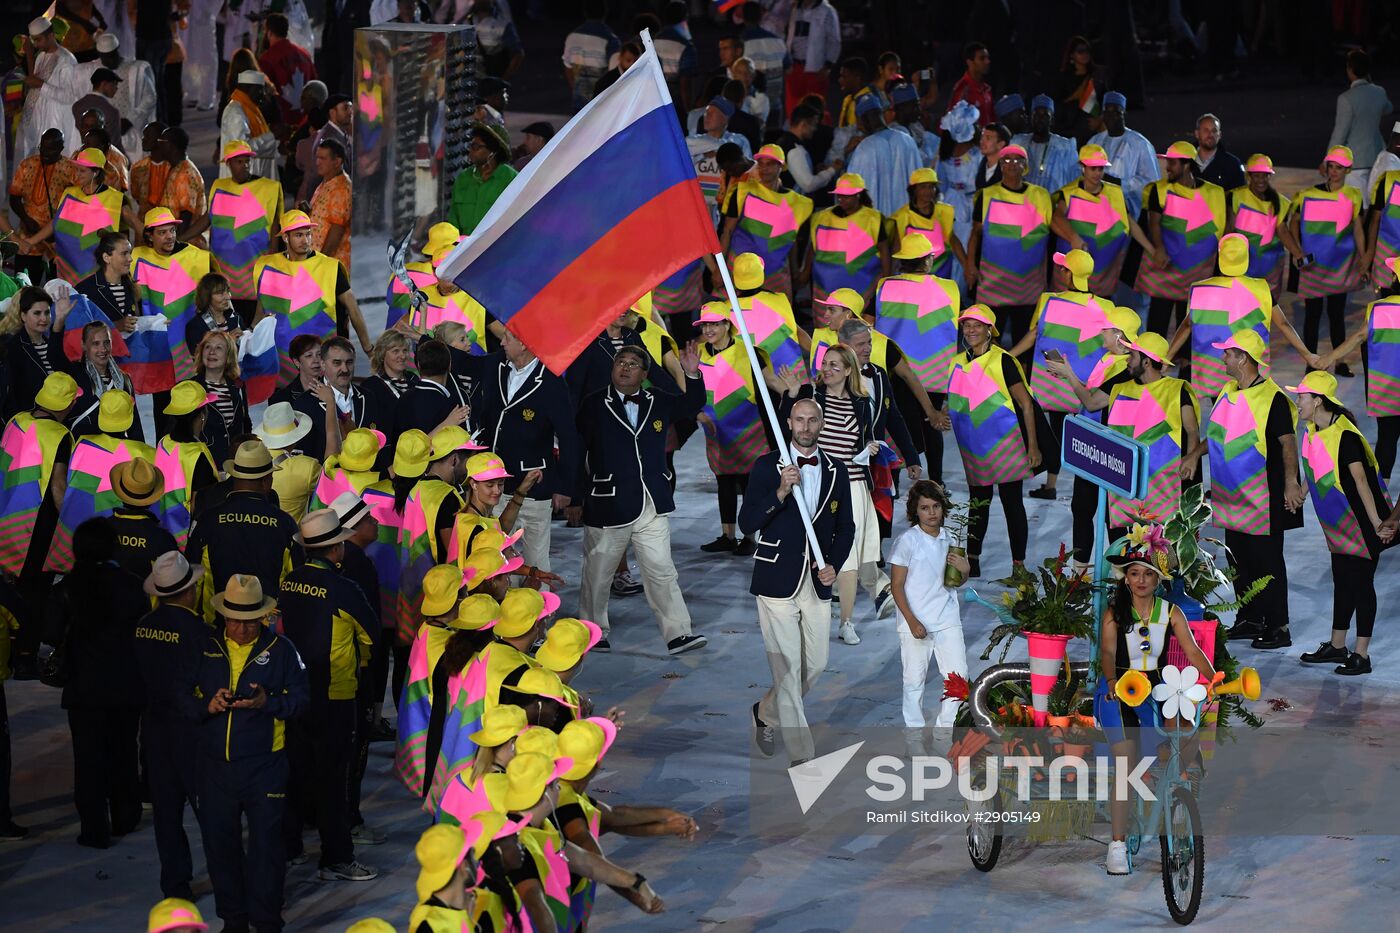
[{"xmin": 1059, "ymin": 414, "xmax": 1149, "ymax": 500}]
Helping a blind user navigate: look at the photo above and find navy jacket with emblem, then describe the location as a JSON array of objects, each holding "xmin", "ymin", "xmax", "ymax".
[
  {"xmin": 179, "ymin": 626, "xmax": 310, "ymax": 760},
  {"xmin": 134, "ymin": 603, "xmax": 211, "ymax": 726},
  {"xmin": 739, "ymin": 448, "xmax": 856, "ymax": 600},
  {"xmin": 277, "ymin": 559, "xmax": 379, "ymax": 711},
  {"xmin": 575, "ymin": 373, "xmax": 706, "ymax": 528},
  {"xmin": 863, "ymin": 363, "xmax": 922, "ymax": 468},
  {"xmin": 464, "ymin": 353, "xmax": 581, "ymax": 502}
]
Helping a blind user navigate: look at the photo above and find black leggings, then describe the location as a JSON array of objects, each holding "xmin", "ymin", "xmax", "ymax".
[
  {"xmin": 967, "ymin": 481, "xmax": 1028, "ymax": 562},
  {"xmin": 921, "ymin": 392, "xmax": 947, "ymax": 484},
  {"xmin": 1147, "ymin": 297, "xmax": 1186, "ymax": 337},
  {"xmin": 1331, "ymin": 552, "xmax": 1378, "ymax": 638},
  {"xmin": 993, "ymin": 304, "xmax": 1034, "ymax": 354},
  {"xmin": 1376, "ymin": 417, "xmax": 1400, "ymax": 485},
  {"xmin": 1071, "ymin": 474, "xmax": 1099, "ymax": 564},
  {"xmin": 1303, "ymin": 293, "xmax": 1348, "ymax": 353},
  {"xmin": 1044, "ymin": 410, "xmax": 1068, "ymax": 476},
  {"xmin": 716, "ymin": 473, "xmax": 749, "ymax": 525}
]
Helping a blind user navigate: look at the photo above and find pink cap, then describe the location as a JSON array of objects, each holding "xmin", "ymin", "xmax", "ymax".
[
  {"xmin": 831, "ymin": 172, "xmax": 866, "ymax": 195},
  {"xmin": 1244, "ymin": 153, "xmax": 1275, "ymax": 174},
  {"xmin": 1324, "ymin": 145, "xmax": 1353, "ymax": 168},
  {"xmin": 696, "ymin": 302, "xmax": 729, "ymax": 324},
  {"xmin": 998, "ymin": 144, "xmax": 1028, "ymax": 161}
]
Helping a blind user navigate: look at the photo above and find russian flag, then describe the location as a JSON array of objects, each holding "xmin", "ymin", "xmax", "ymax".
[
  {"xmin": 435, "ymin": 38, "xmax": 721, "ymax": 374},
  {"xmin": 61, "ymin": 294, "xmax": 131, "ymax": 362},
  {"xmin": 123, "ymin": 316, "xmax": 176, "ymax": 395},
  {"xmin": 238, "ymin": 316, "xmax": 280, "ymax": 405}
]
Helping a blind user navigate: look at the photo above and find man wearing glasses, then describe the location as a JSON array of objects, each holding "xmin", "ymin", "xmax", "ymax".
[{"xmin": 575, "ymin": 345, "xmax": 710, "ymax": 656}]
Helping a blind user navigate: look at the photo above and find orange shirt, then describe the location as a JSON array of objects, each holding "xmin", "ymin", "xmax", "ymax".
[
  {"xmin": 8, "ymin": 155, "xmax": 74, "ymax": 256},
  {"xmin": 310, "ymin": 172, "xmax": 352, "ymax": 274},
  {"xmin": 130, "ymin": 157, "xmax": 154, "ymax": 215}
]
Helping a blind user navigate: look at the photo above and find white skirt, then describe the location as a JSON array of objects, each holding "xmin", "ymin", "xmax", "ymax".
[{"xmin": 840, "ymin": 479, "xmax": 881, "ymax": 573}]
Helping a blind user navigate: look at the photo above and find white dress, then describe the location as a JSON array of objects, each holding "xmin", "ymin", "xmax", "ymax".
[
  {"xmin": 185, "ymin": 0, "xmax": 222, "ymax": 109},
  {"xmin": 219, "ymin": 100, "xmax": 280, "ymax": 180},
  {"xmin": 116, "ymin": 59, "xmax": 159, "ymax": 155},
  {"xmin": 15, "ymin": 46, "xmax": 86, "ymax": 162}
]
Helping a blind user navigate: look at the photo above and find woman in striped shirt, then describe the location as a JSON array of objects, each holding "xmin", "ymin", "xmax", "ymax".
[
  {"xmin": 194, "ymin": 330, "xmax": 251, "ymax": 465},
  {"xmin": 779, "ymin": 344, "xmax": 880, "ymax": 646}
]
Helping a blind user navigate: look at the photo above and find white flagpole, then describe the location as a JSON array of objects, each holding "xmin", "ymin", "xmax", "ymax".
[{"xmin": 638, "ymin": 29, "xmax": 826, "ymax": 565}]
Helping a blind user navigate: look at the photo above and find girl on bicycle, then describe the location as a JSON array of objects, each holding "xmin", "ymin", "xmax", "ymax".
[{"xmin": 1096, "ymin": 530, "xmax": 1215, "ymax": 875}]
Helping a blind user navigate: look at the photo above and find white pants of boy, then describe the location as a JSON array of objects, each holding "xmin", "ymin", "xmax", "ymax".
[{"xmin": 898, "ymin": 625, "xmax": 968, "ymax": 728}]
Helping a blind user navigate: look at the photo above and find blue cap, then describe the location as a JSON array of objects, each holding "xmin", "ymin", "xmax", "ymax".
[
  {"xmin": 1031, "ymin": 93, "xmax": 1055, "ymax": 113},
  {"xmin": 855, "ymin": 93, "xmax": 882, "ymax": 117},
  {"xmin": 1103, "ymin": 91, "xmax": 1127, "ymax": 110},
  {"xmin": 994, "ymin": 94, "xmax": 1025, "ymax": 117},
  {"xmin": 709, "ymin": 96, "xmax": 735, "ymax": 118},
  {"xmin": 890, "ymin": 83, "xmax": 919, "ymax": 106}
]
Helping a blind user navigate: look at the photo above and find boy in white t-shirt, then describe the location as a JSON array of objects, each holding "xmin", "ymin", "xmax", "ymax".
[{"xmin": 889, "ymin": 480, "xmax": 970, "ymax": 730}]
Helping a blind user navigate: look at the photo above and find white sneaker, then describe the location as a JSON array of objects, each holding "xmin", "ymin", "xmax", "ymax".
[
  {"xmin": 1106, "ymin": 840, "xmax": 1130, "ymax": 875},
  {"xmin": 838, "ymin": 621, "xmax": 861, "ymax": 645}
]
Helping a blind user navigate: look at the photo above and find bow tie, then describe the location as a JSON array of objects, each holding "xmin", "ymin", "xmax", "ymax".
[
  {"xmin": 795, "ymin": 456, "xmax": 819, "ymax": 467},
  {"xmin": 622, "ymin": 393, "xmax": 644, "ymax": 405}
]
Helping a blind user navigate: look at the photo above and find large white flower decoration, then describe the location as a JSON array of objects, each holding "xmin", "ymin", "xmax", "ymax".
[{"xmin": 1152, "ymin": 664, "xmax": 1209, "ymax": 721}]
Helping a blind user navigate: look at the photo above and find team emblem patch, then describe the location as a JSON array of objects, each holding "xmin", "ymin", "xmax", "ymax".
[
  {"xmin": 652, "ymin": 419, "xmax": 663, "ymax": 432},
  {"xmin": 254, "ymin": 651, "xmax": 271, "ymax": 665},
  {"xmin": 522, "ymin": 409, "xmax": 535, "ymax": 421},
  {"xmin": 830, "ymin": 500, "xmax": 839, "ymax": 513}
]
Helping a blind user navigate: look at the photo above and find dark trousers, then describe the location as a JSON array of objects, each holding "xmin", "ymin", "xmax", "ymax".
[
  {"xmin": 968, "ymin": 481, "xmax": 1028, "ymax": 563},
  {"xmin": 391, "ymin": 643, "xmax": 410, "ymax": 712},
  {"xmin": 1331, "ymin": 552, "xmax": 1379, "ymax": 638},
  {"xmin": 198, "ymin": 753, "xmax": 288, "ymax": 932},
  {"xmin": 0, "ymin": 683, "xmax": 11, "ymax": 825},
  {"xmin": 716, "ymin": 474, "xmax": 749, "ymax": 525},
  {"xmin": 1303, "ymin": 293, "xmax": 1348, "ymax": 353},
  {"xmin": 67, "ymin": 706, "xmax": 142, "ymax": 844},
  {"xmin": 136, "ymin": 39, "xmax": 173, "ymax": 123},
  {"xmin": 1043, "ymin": 410, "xmax": 1069, "ymax": 476},
  {"xmin": 994, "ymin": 304, "xmax": 1034, "ymax": 354},
  {"xmin": 1226, "ymin": 528, "xmax": 1289, "ymax": 631},
  {"xmin": 1377, "ymin": 416, "xmax": 1400, "ymax": 486},
  {"xmin": 1071, "ymin": 474, "xmax": 1099, "ymax": 565},
  {"xmin": 163, "ymin": 62, "xmax": 184, "ymax": 128},
  {"xmin": 142, "ymin": 714, "xmax": 199, "ymax": 897},
  {"xmin": 921, "ymin": 392, "xmax": 947, "ymax": 484},
  {"xmin": 284, "ymin": 701, "xmax": 355, "ymax": 868},
  {"xmin": 1147, "ymin": 296, "xmax": 1186, "ymax": 337},
  {"xmin": 350, "ymin": 693, "xmax": 373, "ymax": 827}
]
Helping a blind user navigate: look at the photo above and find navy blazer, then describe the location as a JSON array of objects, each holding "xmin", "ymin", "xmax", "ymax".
[
  {"xmin": 739, "ymin": 448, "xmax": 855, "ymax": 600},
  {"xmin": 576, "ymin": 374, "xmax": 706, "ymax": 528},
  {"xmin": 864, "ymin": 363, "xmax": 921, "ymax": 468},
  {"xmin": 564, "ymin": 329, "xmax": 679, "ymax": 405},
  {"xmin": 469, "ymin": 354, "xmax": 581, "ymax": 502}
]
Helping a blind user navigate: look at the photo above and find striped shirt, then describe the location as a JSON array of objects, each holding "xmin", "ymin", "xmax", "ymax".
[
  {"xmin": 816, "ymin": 394, "xmax": 864, "ymax": 483},
  {"xmin": 204, "ymin": 379, "xmax": 239, "ymax": 430}
]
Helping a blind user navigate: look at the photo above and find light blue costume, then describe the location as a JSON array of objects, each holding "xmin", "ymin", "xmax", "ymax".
[{"xmin": 848, "ymin": 127, "xmax": 924, "ymax": 217}]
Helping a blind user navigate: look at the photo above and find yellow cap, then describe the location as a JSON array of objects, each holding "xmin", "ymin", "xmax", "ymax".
[
  {"xmin": 73, "ymin": 146, "xmax": 107, "ymax": 169},
  {"xmin": 1285, "ymin": 370, "xmax": 1343, "ymax": 408},
  {"xmin": 515, "ymin": 725, "xmax": 559, "ymax": 759},
  {"xmin": 696, "ymin": 300, "xmax": 731, "ymax": 325},
  {"xmin": 414, "ymin": 822, "xmax": 487, "ymax": 904},
  {"xmin": 392, "ymin": 429, "xmax": 432, "ymax": 479},
  {"xmin": 1053, "ymin": 249, "xmax": 1095, "ymax": 289},
  {"xmin": 469, "ymin": 703, "xmax": 528, "ymax": 747},
  {"xmin": 460, "ymin": 548, "xmax": 520, "ymax": 589},
  {"xmin": 630, "ymin": 290, "xmax": 654, "ymax": 320},
  {"xmin": 431, "ymin": 425, "xmax": 483, "ymax": 461},
  {"xmin": 345, "ymin": 920, "xmax": 397, "ymax": 933},
  {"xmin": 487, "ymin": 752, "xmax": 560, "ymax": 812},
  {"xmin": 337, "ymin": 427, "xmax": 383, "ymax": 472},
  {"xmin": 957, "ymin": 304, "xmax": 999, "ymax": 337},
  {"xmin": 733, "ymin": 252, "xmax": 765, "ymax": 290},
  {"xmin": 1158, "ymin": 140, "xmax": 1198, "ymax": 161},
  {"xmin": 817, "ymin": 287, "xmax": 865, "ymax": 317},
  {"xmin": 281, "ymin": 209, "xmax": 316, "ymax": 232},
  {"xmin": 424, "ymin": 221, "xmax": 463, "ymax": 261},
  {"xmin": 892, "ymin": 231, "xmax": 935, "ymax": 261},
  {"xmin": 1130, "ymin": 332, "xmax": 1172, "ymax": 365},
  {"xmin": 148, "ymin": 897, "xmax": 208, "ymax": 932},
  {"xmin": 558, "ymin": 717, "xmax": 618, "ymax": 781},
  {"xmin": 496, "ymin": 587, "xmax": 561, "ymax": 639},
  {"xmin": 144, "ymin": 206, "xmax": 179, "ymax": 228},
  {"xmin": 1324, "ymin": 145, "xmax": 1354, "ymax": 168},
  {"xmin": 465, "ymin": 451, "xmax": 511, "ymax": 481},
  {"xmin": 1211, "ymin": 328, "xmax": 1266, "ymax": 364},
  {"xmin": 514, "ymin": 667, "xmax": 572, "ymax": 706},
  {"xmin": 534, "ymin": 618, "xmax": 602, "ymax": 673},
  {"xmin": 221, "ymin": 140, "xmax": 255, "ymax": 161},
  {"xmin": 1077, "ymin": 143, "xmax": 1111, "ymax": 167},
  {"xmin": 755, "ymin": 143, "xmax": 785, "ymax": 164},
  {"xmin": 162, "ymin": 380, "xmax": 210, "ymax": 417},
  {"xmin": 832, "ymin": 172, "xmax": 866, "ymax": 195},
  {"xmin": 97, "ymin": 389, "xmax": 135, "ymax": 433},
  {"xmin": 908, "ymin": 166, "xmax": 939, "ymax": 186},
  {"xmin": 1106, "ymin": 306, "xmax": 1141, "ymax": 341},
  {"xmin": 1218, "ymin": 232, "xmax": 1250, "ymax": 277},
  {"xmin": 469, "ymin": 527, "xmax": 523, "ymax": 556},
  {"xmin": 1244, "ymin": 153, "xmax": 1275, "ymax": 174},
  {"xmin": 35, "ymin": 371, "xmax": 81, "ymax": 412},
  {"xmin": 420, "ymin": 564, "xmax": 466, "ymax": 618},
  {"xmin": 451, "ymin": 592, "xmax": 500, "ymax": 631}
]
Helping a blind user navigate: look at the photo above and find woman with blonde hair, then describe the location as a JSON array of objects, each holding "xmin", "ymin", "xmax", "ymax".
[
  {"xmin": 777, "ymin": 343, "xmax": 882, "ymax": 646},
  {"xmin": 194, "ymin": 329, "xmax": 250, "ymax": 463},
  {"xmin": 362, "ymin": 330, "xmax": 418, "ymax": 443}
]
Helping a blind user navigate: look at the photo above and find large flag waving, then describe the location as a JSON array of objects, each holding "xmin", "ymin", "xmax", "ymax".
[{"xmin": 435, "ymin": 39, "xmax": 720, "ymax": 373}]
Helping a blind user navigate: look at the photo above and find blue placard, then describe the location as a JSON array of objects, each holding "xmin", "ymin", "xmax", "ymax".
[{"xmin": 1060, "ymin": 413, "xmax": 1149, "ymax": 499}]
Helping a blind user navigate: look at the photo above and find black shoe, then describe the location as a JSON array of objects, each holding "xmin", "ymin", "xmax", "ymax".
[
  {"xmin": 1029, "ymin": 486, "xmax": 1057, "ymax": 500},
  {"xmin": 667, "ymin": 634, "xmax": 708, "ymax": 655},
  {"xmin": 1335, "ymin": 652, "xmax": 1372, "ymax": 675},
  {"xmin": 221, "ymin": 921, "xmax": 251, "ymax": 933},
  {"xmin": 594, "ymin": 637, "xmax": 611, "ymax": 653},
  {"xmin": 76, "ymin": 834, "xmax": 111, "ymax": 849},
  {"xmin": 1251, "ymin": 628, "xmax": 1292, "ymax": 650},
  {"xmin": 734, "ymin": 536, "xmax": 756, "ymax": 557},
  {"xmin": 0, "ymin": 820, "xmax": 28, "ymax": 841},
  {"xmin": 752, "ymin": 702, "xmax": 775, "ymax": 758},
  {"xmin": 1335, "ymin": 363, "xmax": 1355, "ymax": 378},
  {"xmin": 369, "ymin": 718, "xmax": 396, "ymax": 743},
  {"xmin": 1300, "ymin": 641, "xmax": 1349, "ymax": 664},
  {"xmin": 700, "ymin": 535, "xmax": 738, "ymax": 553},
  {"xmin": 1227, "ymin": 619, "xmax": 1265, "ymax": 641}
]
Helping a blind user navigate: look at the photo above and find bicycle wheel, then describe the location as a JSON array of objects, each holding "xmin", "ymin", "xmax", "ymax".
[
  {"xmin": 967, "ymin": 793, "xmax": 1003, "ymax": 872},
  {"xmin": 1160, "ymin": 786, "xmax": 1204, "ymax": 924}
]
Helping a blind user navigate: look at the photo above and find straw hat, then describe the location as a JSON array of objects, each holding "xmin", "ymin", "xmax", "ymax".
[
  {"xmin": 144, "ymin": 550, "xmax": 205, "ymax": 598},
  {"xmin": 255, "ymin": 401, "xmax": 312, "ymax": 450},
  {"xmin": 111, "ymin": 458, "xmax": 164, "ymax": 507},
  {"xmin": 223, "ymin": 439, "xmax": 278, "ymax": 480},
  {"xmin": 329, "ymin": 491, "xmax": 371, "ymax": 530},
  {"xmin": 212, "ymin": 574, "xmax": 277, "ymax": 620},
  {"xmin": 296, "ymin": 508, "xmax": 354, "ymax": 548}
]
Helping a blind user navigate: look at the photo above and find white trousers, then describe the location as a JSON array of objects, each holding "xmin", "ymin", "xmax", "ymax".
[
  {"xmin": 579, "ymin": 494, "xmax": 692, "ymax": 646},
  {"xmin": 898, "ymin": 625, "xmax": 968, "ymax": 729},
  {"xmin": 492, "ymin": 496, "xmax": 554, "ymax": 583},
  {"xmin": 756, "ymin": 572, "xmax": 831, "ymax": 762}
]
